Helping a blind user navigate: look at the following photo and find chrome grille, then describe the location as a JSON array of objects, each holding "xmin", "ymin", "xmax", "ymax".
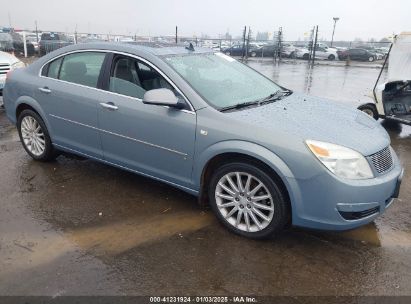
[
  {"xmin": 0, "ymin": 63, "xmax": 10, "ymax": 75},
  {"xmin": 370, "ymin": 146, "xmax": 393, "ymax": 174}
]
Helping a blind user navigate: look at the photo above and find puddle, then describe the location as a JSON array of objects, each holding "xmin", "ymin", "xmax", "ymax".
[
  {"xmin": 67, "ymin": 211, "xmax": 214, "ymax": 256},
  {"xmin": 338, "ymin": 223, "xmax": 382, "ymax": 246},
  {"xmin": 324, "ymin": 222, "xmax": 411, "ymax": 249}
]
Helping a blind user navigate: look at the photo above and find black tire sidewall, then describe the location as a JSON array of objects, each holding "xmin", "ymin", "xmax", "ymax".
[
  {"xmin": 209, "ymin": 162, "xmax": 289, "ymax": 239},
  {"xmin": 17, "ymin": 109, "xmax": 55, "ymax": 161},
  {"xmin": 359, "ymin": 104, "xmax": 378, "ymax": 120}
]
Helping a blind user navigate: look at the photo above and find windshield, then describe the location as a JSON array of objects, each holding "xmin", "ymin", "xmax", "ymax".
[{"xmin": 164, "ymin": 53, "xmax": 281, "ymax": 109}]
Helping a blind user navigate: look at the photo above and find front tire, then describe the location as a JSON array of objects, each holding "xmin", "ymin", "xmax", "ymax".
[
  {"xmin": 358, "ymin": 104, "xmax": 378, "ymax": 120},
  {"xmin": 368, "ymin": 56, "xmax": 375, "ymax": 62},
  {"xmin": 328, "ymin": 54, "xmax": 335, "ymax": 60},
  {"xmin": 250, "ymin": 51, "xmax": 257, "ymax": 57},
  {"xmin": 17, "ymin": 109, "xmax": 57, "ymax": 161},
  {"xmin": 209, "ymin": 162, "xmax": 289, "ymax": 239}
]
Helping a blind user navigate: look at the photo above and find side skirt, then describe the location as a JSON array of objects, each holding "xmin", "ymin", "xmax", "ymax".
[{"xmin": 53, "ymin": 143, "xmax": 199, "ymax": 196}]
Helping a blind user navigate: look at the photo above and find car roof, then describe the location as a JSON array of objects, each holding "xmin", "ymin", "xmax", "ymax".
[{"xmin": 57, "ymin": 41, "xmax": 214, "ymax": 57}]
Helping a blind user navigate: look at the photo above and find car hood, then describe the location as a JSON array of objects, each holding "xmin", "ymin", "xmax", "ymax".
[
  {"xmin": 0, "ymin": 51, "xmax": 20, "ymax": 65},
  {"xmin": 225, "ymin": 93, "xmax": 390, "ymax": 156}
]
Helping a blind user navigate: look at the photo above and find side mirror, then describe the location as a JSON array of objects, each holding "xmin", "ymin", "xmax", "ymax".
[{"xmin": 142, "ymin": 88, "xmax": 185, "ymax": 109}]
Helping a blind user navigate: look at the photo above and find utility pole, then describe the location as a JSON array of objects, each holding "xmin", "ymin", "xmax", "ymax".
[
  {"xmin": 312, "ymin": 25, "xmax": 319, "ymax": 66},
  {"xmin": 175, "ymin": 26, "xmax": 178, "ymax": 44},
  {"xmin": 241, "ymin": 26, "xmax": 247, "ymax": 59},
  {"xmin": 277, "ymin": 27, "xmax": 283, "ymax": 61},
  {"xmin": 330, "ymin": 17, "xmax": 339, "ymax": 47},
  {"xmin": 245, "ymin": 26, "xmax": 251, "ymax": 60},
  {"xmin": 35, "ymin": 21, "xmax": 39, "ymax": 44}
]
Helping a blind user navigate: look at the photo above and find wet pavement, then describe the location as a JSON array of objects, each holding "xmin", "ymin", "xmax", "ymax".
[{"xmin": 0, "ymin": 62, "xmax": 411, "ymax": 296}]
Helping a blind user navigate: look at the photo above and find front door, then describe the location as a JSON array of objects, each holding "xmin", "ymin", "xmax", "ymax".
[{"xmin": 98, "ymin": 54, "xmax": 196, "ymax": 188}]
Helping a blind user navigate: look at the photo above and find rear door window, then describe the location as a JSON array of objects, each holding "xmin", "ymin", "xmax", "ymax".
[
  {"xmin": 46, "ymin": 57, "xmax": 63, "ymax": 78},
  {"xmin": 59, "ymin": 52, "xmax": 106, "ymax": 88}
]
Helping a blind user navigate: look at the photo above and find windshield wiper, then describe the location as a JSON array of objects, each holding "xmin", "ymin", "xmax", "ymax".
[
  {"xmin": 219, "ymin": 100, "xmax": 261, "ymax": 112},
  {"xmin": 257, "ymin": 89, "xmax": 293, "ymax": 105},
  {"xmin": 219, "ymin": 89, "xmax": 293, "ymax": 112}
]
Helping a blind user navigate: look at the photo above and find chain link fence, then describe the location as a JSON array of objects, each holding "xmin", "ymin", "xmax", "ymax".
[{"xmin": 0, "ymin": 27, "xmax": 393, "ymax": 65}]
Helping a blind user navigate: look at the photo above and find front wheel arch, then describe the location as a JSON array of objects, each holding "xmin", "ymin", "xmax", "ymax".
[
  {"xmin": 199, "ymin": 152, "xmax": 291, "ymax": 217},
  {"xmin": 358, "ymin": 103, "xmax": 379, "ymax": 120}
]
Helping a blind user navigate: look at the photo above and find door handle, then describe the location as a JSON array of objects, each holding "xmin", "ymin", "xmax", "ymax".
[
  {"xmin": 100, "ymin": 102, "xmax": 118, "ymax": 111},
  {"xmin": 38, "ymin": 87, "xmax": 51, "ymax": 94}
]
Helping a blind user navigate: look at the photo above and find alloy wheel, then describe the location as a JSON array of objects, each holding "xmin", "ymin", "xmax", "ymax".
[
  {"xmin": 21, "ymin": 116, "xmax": 46, "ymax": 156},
  {"xmin": 215, "ymin": 172, "xmax": 274, "ymax": 232}
]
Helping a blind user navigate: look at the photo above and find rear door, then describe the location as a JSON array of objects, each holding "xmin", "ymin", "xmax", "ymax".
[
  {"xmin": 97, "ymin": 53, "xmax": 196, "ymax": 187},
  {"xmin": 349, "ymin": 49, "xmax": 360, "ymax": 60},
  {"xmin": 37, "ymin": 51, "xmax": 107, "ymax": 158},
  {"xmin": 315, "ymin": 47, "xmax": 327, "ymax": 59}
]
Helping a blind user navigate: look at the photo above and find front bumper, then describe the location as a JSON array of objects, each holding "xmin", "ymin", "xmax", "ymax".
[{"xmin": 288, "ymin": 154, "xmax": 403, "ymax": 231}]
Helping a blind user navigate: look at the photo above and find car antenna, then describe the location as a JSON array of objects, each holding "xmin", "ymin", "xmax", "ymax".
[{"xmin": 185, "ymin": 42, "xmax": 195, "ymax": 51}]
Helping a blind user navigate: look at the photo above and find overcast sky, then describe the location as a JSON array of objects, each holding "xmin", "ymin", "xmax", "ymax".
[{"xmin": 1, "ymin": 0, "xmax": 409, "ymax": 41}]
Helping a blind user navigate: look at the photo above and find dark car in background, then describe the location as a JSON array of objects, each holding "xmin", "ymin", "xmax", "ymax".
[
  {"xmin": 249, "ymin": 44, "xmax": 297, "ymax": 58},
  {"xmin": 337, "ymin": 48, "xmax": 377, "ymax": 62},
  {"xmin": 222, "ymin": 44, "xmax": 247, "ymax": 56},
  {"xmin": 249, "ymin": 44, "xmax": 277, "ymax": 57},
  {"xmin": 0, "ymin": 32, "xmax": 35, "ymax": 56},
  {"xmin": 39, "ymin": 32, "xmax": 72, "ymax": 56}
]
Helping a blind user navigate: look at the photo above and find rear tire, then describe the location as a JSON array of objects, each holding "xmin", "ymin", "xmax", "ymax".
[
  {"xmin": 302, "ymin": 53, "xmax": 310, "ymax": 60},
  {"xmin": 209, "ymin": 162, "xmax": 289, "ymax": 239},
  {"xmin": 328, "ymin": 54, "xmax": 335, "ymax": 60},
  {"xmin": 358, "ymin": 104, "xmax": 378, "ymax": 120},
  {"xmin": 17, "ymin": 109, "xmax": 57, "ymax": 161},
  {"xmin": 368, "ymin": 56, "xmax": 375, "ymax": 62}
]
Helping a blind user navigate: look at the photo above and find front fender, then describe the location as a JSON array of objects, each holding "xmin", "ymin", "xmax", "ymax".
[{"xmin": 193, "ymin": 139, "xmax": 296, "ymax": 195}]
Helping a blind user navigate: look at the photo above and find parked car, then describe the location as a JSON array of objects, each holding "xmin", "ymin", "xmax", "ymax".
[
  {"xmin": 26, "ymin": 34, "xmax": 40, "ymax": 53},
  {"xmin": 0, "ymin": 32, "xmax": 35, "ymax": 56},
  {"xmin": 338, "ymin": 48, "xmax": 377, "ymax": 61},
  {"xmin": 295, "ymin": 46, "xmax": 337, "ymax": 60},
  {"xmin": 247, "ymin": 43, "xmax": 295, "ymax": 58},
  {"xmin": 39, "ymin": 32, "xmax": 72, "ymax": 56},
  {"xmin": 358, "ymin": 32, "xmax": 411, "ymax": 125},
  {"xmin": 0, "ymin": 51, "xmax": 25, "ymax": 106},
  {"xmin": 223, "ymin": 44, "xmax": 247, "ymax": 56},
  {"xmin": 356, "ymin": 46, "xmax": 385, "ymax": 60},
  {"xmin": 248, "ymin": 44, "xmax": 276, "ymax": 57},
  {"xmin": 3, "ymin": 43, "xmax": 403, "ymax": 239}
]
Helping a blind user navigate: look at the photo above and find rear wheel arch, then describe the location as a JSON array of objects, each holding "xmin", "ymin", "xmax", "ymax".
[
  {"xmin": 15, "ymin": 99, "xmax": 52, "ymax": 133},
  {"xmin": 16, "ymin": 103, "xmax": 40, "ymax": 120}
]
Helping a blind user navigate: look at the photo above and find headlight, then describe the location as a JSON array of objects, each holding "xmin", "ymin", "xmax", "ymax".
[
  {"xmin": 306, "ymin": 140, "xmax": 374, "ymax": 179},
  {"xmin": 11, "ymin": 61, "xmax": 26, "ymax": 70}
]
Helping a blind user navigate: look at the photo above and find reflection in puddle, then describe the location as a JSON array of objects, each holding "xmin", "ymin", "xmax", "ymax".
[
  {"xmin": 337, "ymin": 223, "xmax": 381, "ymax": 246},
  {"xmin": 67, "ymin": 211, "xmax": 214, "ymax": 256},
  {"xmin": 326, "ymin": 221, "xmax": 411, "ymax": 248}
]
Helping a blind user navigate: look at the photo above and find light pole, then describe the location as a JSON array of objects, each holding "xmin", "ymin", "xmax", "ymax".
[{"xmin": 331, "ymin": 17, "xmax": 339, "ymax": 47}]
